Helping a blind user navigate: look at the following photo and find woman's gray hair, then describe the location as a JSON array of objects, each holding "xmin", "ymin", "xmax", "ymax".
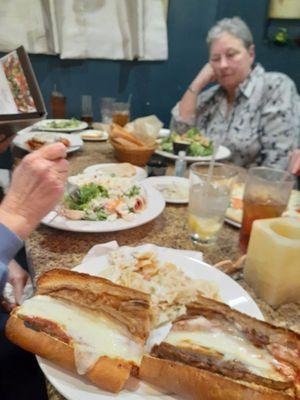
[{"xmin": 206, "ymin": 17, "xmax": 253, "ymax": 49}]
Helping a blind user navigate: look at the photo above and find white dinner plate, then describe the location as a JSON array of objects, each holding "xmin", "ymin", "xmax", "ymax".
[
  {"xmin": 145, "ymin": 176, "xmax": 189, "ymax": 204},
  {"xmin": 156, "ymin": 145, "xmax": 231, "ymax": 162},
  {"xmin": 34, "ymin": 119, "xmax": 88, "ymax": 132},
  {"xmin": 80, "ymin": 129, "xmax": 109, "ymax": 141},
  {"xmin": 83, "ymin": 163, "xmax": 147, "ymax": 181},
  {"xmin": 13, "ymin": 131, "xmax": 83, "ymax": 153},
  {"xmin": 41, "ymin": 182, "xmax": 165, "ymax": 232},
  {"xmin": 156, "ymin": 129, "xmax": 231, "ymax": 162},
  {"xmin": 37, "ymin": 244, "xmax": 263, "ymax": 400}
]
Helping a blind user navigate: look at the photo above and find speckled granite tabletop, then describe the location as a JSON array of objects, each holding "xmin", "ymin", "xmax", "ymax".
[{"xmin": 18, "ymin": 141, "xmax": 299, "ymax": 400}]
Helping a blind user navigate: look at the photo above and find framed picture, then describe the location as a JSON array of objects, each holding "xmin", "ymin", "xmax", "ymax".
[{"xmin": 269, "ymin": 0, "xmax": 300, "ymax": 19}]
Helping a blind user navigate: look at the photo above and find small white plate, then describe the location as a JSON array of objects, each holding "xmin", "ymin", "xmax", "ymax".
[
  {"xmin": 34, "ymin": 119, "xmax": 88, "ymax": 132},
  {"xmin": 13, "ymin": 131, "xmax": 83, "ymax": 154},
  {"xmin": 37, "ymin": 244, "xmax": 263, "ymax": 400},
  {"xmin": 146, "ymin": 176, "xmax": 189, "ymax": 204},
  {"xmin": 80, "ymin": 129, "xmax": 108, "ymax": 141},
  {"xmin": 83, "ymin": 163, "xmax": 147, "ymax": 181}
]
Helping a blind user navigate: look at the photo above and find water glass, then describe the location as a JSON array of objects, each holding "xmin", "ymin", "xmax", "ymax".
[
  {"xmin": 239, "ymin": 166, "xmax": 294, "ymax": 252},
  {"xmin": 81, "ymin": 95, "xmax": 93, "ymax": 125},
  {"xmin": 188, "ymin": 162, "xmax": 237, "ymax": 245},
  {"xmin": 100, "ymin": 97, "xmax": 115, "ymax": 124},
  {"xmin": 112, "ymin": 102, "xmax": 130, "ymax": 127}
]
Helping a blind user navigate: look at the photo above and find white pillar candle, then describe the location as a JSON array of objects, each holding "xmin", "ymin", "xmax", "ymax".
[{"xmin": 244, "ymin": 217, "xmax": 300, "ymax": 307}]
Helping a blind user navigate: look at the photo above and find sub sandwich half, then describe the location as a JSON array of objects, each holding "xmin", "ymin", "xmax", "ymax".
[
  {"xmin": 6, "ymin": 268, "xmax": 151, "ymax": 393},
  {"xmin": 140, "ymin": 296, "xmax": 300, "ymax": 400}
]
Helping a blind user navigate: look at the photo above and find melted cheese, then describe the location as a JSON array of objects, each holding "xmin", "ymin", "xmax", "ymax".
[
  {"xmin": 166, "ymin": 317, "xmax": 283, "ymax": 381},
  {"xmin": 18, "ymin": 295, "xmax": 143, "ymax": 374}
]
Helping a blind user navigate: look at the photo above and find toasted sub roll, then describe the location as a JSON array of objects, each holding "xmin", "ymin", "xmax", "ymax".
[
  {"xmin": 140, "ymin": 296, "xmax": 300, "ymax": 400},
  {"xmin": 6, "ymin": 269, "xmax": 151, "ymax": 393},
  {"xmin": 6, "ymin": 313, "xmax": 131, "ymax": 393},
  {"xmin": 36, "ymin": 268, "xmax": 151, "ymax": 341},
  {"xmin": 140, "ymin": 355, "xmax": 295, "ymax": 400}
]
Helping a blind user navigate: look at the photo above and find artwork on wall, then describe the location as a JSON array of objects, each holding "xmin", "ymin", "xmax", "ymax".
[{"xmin": 269, "ymin": 0, "xmax": 300, "ymax": 19}]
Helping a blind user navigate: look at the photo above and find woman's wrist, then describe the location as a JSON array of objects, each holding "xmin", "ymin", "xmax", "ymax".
[
  {"xmin": 188, "ymin": 78, "xmax": 207, "ymax": 95},
  {"xmin": 0, "ymin": 198, "xmax": 38, "ymax": 240},
  {"xmin": 188, "ymin": 85, "xmax": 199, "ymax": 95}
]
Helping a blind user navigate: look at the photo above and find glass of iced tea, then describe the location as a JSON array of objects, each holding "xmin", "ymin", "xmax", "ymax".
[
  {"xmin": 81, "ymin": 95, "xmax": 93, "ymax": 126},
  {"xmin": 188, "ymin": 162, "xmax": 237, "ymax": 245},
  {"xmin": 51, "ymin": 94, "xmax": 66, "ymax": 119},
  {"xmin": 239, "ymin": 166, "xmax": 294, "ymax": 252},
  {"xmin": 112, "ymin": 102, "xmax": 130, "ymax": 127}
]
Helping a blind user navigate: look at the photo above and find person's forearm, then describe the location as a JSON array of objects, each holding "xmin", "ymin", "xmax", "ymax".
[
  {"xmin": 0, "ymin": 206, "xmax": 37, "ymax": 241},
  {"xmin": 178, "ymin": 79, "xmax": 206, "ymax": 122},
  {"xmin": 178, "ymin": 61, "xmax": 216, "ymax": 123}
]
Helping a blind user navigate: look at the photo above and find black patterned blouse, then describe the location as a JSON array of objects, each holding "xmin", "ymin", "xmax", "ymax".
[{"xmin": 172, "ymin": 64, "xmax": 300, "ymax": 169}]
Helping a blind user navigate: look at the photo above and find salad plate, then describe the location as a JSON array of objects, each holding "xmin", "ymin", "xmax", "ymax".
[
  {"xmin": 41, "ymin": 181, "xmax": 165, "ymax": 232},
  {"xmin": 34, "ymin": 119, "xmax": 88, "ymax": 132},
  {"xmin": 155, "ymin": 145, "xmax": 231, "ymax": 162},
  {"xmin": 156, "ymin": 129, "xmax": 231, "ymax": 162},
  {"xmin": 37, "ymin": 245, "xmax": 263, "ymax": 400}
]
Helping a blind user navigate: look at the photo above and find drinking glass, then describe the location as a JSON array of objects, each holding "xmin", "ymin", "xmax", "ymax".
[
  {"xmin": 81, "ymin": 95, "xmax": 93, "ymax": 125},
  {"xmin": 188, "ymin": 162, "xmax": 237, "ymax": 245},
  {"xmin": 100, "ymin": 97, "xmax": 115, "ymax": 124},
  {"xmin": 112, "ymin": 102, "xmax": 130, "ymax": 127},
  {"xmin": 239, "ymin": 166, "xmax": 295, "ymax": 252}
]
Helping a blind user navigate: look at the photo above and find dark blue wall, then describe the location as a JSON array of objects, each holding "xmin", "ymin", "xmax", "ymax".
[{"xmin": 12, "ymin": 0, "xmax": 300, "ymax": 126}]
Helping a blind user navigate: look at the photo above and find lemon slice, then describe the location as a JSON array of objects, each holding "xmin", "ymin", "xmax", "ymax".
[{"xmin": 188, "ymin": 214, "xmax": 222, "ymax": 240}]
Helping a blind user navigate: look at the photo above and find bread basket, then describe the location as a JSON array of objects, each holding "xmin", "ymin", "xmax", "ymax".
[{"xmin": 110, "ymin": 138, "xmax": 155, "ymax": 166}]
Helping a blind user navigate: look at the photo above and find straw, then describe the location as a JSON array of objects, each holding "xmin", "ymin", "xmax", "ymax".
[{"xmin": 206, "ymin": 137, "xmax": 221, "ymax": 184}]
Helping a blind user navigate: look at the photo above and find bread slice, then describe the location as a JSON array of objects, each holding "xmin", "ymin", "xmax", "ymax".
[
  {"xmin": 110, "ymin": 124, "xmax": 145, "ymax": 147},
  {"xmin": 36, "ymin": 268, "xmax": 151, "ymax": 341}
]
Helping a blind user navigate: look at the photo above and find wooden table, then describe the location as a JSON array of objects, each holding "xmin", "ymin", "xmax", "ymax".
[{"xmin": 16, "ymin": 141, "xmax": 300, "ymax": 400}]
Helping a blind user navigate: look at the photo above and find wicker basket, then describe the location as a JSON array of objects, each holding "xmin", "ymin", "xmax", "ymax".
[{"xmin": 110, "ymin": 139, "xmax": 155, "ymax": 166}]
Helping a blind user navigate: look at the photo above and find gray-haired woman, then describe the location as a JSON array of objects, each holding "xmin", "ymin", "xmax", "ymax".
[{"xmin": 172, "ymin": 17, "xmax": 300, "ymax": 171}]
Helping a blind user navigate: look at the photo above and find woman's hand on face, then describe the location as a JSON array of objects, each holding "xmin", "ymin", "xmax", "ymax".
[
  {"xmin": 192, "ymin": 63, "xmax": 216, "ymax": 91},
  {"xmin": 289, "ymin": 149, "xmax": 300, "ymax": 176}
]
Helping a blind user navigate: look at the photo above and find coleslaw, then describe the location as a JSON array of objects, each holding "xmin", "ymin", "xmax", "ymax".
[{"xmin": 99, "ymin": 246, "xmax": 220, "ymax": 327}]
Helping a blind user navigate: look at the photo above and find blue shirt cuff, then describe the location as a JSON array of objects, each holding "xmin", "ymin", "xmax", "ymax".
[{"xmin": 0, "ymin": 223, "xmax": 23, "ymax": 265}]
